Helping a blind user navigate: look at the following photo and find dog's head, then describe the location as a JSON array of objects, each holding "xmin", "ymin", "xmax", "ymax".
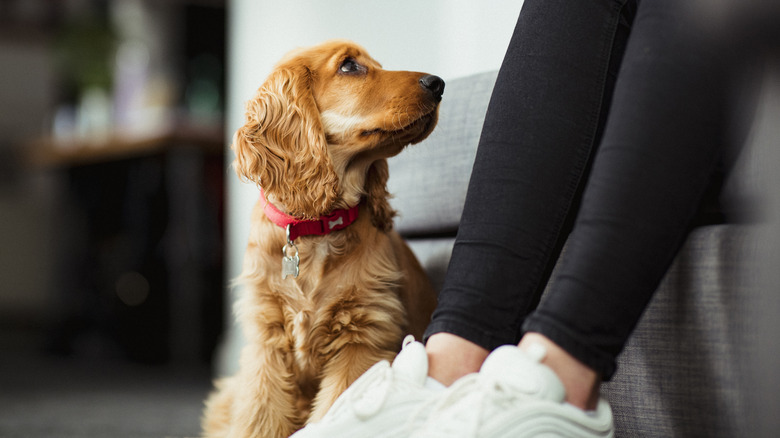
[{"xmin": 233, "ymin": 40, "xmax": 443, "ymax": 223}]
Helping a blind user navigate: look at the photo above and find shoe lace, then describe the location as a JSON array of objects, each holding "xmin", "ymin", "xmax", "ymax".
[
  {"xmin": 407, "ymin": 373, "xmax": 528, "ymax": 437},
  {"xmin": 346, "ymin": 360, "xmax": 395, "ymax": 421}
]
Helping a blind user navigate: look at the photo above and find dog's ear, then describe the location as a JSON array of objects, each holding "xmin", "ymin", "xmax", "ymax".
[
  {"xmin": 365, "ymin": 159, "xmax": 396, "ymax": 232},
  {"xmin": 232, "ymin": 64, "xmax": 339, "ymax": 218}
]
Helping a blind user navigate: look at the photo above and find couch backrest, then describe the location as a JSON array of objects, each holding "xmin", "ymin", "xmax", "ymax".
[{"xmin": 387, "ymin": 71, "xmax": 498, "ymax": 236}]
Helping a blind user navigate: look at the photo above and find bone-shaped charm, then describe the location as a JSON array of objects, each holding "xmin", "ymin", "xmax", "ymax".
[{"xmin": 328, "ymin": 217, "xmax": 344, "ymax": 230}]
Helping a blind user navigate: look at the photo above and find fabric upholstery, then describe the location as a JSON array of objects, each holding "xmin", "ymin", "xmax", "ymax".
[{"xmin": 594, "ymin": 225, "xmax": 754, "ymax": 437}]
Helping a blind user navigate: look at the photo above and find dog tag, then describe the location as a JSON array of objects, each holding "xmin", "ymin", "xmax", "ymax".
[
  {"xmin": 282, "ymin": 254, "xmax": 299, "ymax": 279},
  {"xmin": 282, "ymin": 242, "xmax": 299, "ymax": 279}
]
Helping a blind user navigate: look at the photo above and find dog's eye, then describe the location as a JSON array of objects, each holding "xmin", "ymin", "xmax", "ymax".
[{"xmin": 339, "ymin": 58, "xmax": 364, "ymax": 75}]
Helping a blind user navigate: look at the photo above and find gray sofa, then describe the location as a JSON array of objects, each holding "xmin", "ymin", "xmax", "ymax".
[{"xmin": 387, "ymin": 71, "xmax": 764, "ymax": 437}]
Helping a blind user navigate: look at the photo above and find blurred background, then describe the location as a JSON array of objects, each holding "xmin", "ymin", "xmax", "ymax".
[
  {"xmin": 0, "ymin": 0, "xmax": 226, "ymax": 436},
  {"xmin": 1, "ymin": 0, "xmax": 779, "ymax": 437},
  {"xmin": 1, "ymin": 0, "xmax": 226, "ymax": 369}
]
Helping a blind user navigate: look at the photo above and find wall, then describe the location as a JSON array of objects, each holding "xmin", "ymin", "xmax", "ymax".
[{"xmin": 220, "ymin": 0, "xmax": 524, "ymax": 374}]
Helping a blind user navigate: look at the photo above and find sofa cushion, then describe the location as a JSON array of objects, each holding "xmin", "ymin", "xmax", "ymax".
[
  {"xmin": 388, "ymin": 70, "xmax": 498, "ymax": 236},
  {"xmin": 600, "ymin": 224, "xmax": 755, "ymax": 437}
]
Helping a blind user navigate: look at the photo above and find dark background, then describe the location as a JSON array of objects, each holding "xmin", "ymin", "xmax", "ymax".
[{"xmin": 0, "ymin": 1, "xmax": 227, "ymax": 436}]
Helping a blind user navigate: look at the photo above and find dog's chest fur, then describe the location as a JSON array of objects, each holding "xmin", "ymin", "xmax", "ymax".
[
  {"xmin": 238, "ymin": 213, "xmax": 407, "ymax": 417},
  {"xmin": 287, "ymin": 240, "xmax": 331, "ymax": 373},
  {"xmin": 257, "ymin": 237, "xmax": 366, "ymax": 383}
]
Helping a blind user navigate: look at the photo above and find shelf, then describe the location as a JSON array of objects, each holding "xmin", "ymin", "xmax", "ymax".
[{"xmin": 27, "ymin": 121, "xmax": 225, "ymax": 168}]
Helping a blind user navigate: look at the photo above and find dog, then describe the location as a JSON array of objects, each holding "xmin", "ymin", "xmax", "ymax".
[{"xmin": 202, "ymin": 40, "xmax": 443, "ymax": 437}]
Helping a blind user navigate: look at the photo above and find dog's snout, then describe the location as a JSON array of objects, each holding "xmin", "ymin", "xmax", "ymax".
[{"xmin": 419, "ymin": 75, "xmax": 445, "ymax": 100}]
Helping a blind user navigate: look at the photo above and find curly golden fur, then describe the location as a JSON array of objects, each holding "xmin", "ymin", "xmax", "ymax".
[{"xmin": 202, "ymin": 40, "xmax": 441, "ymax": 438}]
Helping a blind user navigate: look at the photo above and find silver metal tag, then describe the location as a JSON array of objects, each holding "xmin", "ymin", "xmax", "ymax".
[
  {"xmin": 282, "ymin": 253, "xmax": 299, "ymax": 279},
  {"xmin": 282, "ymin": 227, "xmax": 299, "ymax": 279}
]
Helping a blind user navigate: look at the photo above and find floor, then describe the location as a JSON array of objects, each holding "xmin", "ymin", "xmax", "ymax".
[{"xmin": 0, "ymin": 343, "xmax": 213, "ymax": 438}]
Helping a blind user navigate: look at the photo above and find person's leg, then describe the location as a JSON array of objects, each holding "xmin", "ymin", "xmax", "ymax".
[
  {"xmin": 291, "ymin": 0, "xmax": 739, "ymax": 435},
  {"xmin": 424, "ymin": 0, "xmax": 637, "ymax": 385},
  {"xmin": 522, "ymin": 0, "xmax": 735, "ymax": 406}
]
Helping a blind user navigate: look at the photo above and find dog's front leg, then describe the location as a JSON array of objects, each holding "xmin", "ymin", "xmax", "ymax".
[
  {"xmin": 307, "ymin": 343, "xmax": 397, "ymax": 423},
  {"xmin": 227, "ymin": 342, "xmax": 302, "ymax": 438}
]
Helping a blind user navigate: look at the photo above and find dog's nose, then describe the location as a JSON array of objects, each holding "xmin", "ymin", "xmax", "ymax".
[{"xmin": 419, "ymin": 75, "xmax": 445, "ymax": 99}]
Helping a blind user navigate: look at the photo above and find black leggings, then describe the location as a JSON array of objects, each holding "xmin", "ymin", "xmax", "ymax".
[{"xmin": 423, "ymin": 0, "xmax": 737, "ymax": 380}]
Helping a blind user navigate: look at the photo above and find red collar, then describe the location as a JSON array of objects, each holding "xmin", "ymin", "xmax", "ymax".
[{"xmin": 260, "ymin": 189, "xmax": 360, "ymax": 241}]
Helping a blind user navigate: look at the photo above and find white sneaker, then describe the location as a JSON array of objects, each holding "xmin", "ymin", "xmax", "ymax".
[
  {"xmin": 291, "ymin": 335, "xmax": 442, "ymax": 438},
  {"xmin": 410, "ymin": 344, "xmax": 614, "ymax": 438}
]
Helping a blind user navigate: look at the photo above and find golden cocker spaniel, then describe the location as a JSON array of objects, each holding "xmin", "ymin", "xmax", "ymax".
[{"xmin": 202, "ymin": 40, "xmax": 443, "ymax": 437}]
